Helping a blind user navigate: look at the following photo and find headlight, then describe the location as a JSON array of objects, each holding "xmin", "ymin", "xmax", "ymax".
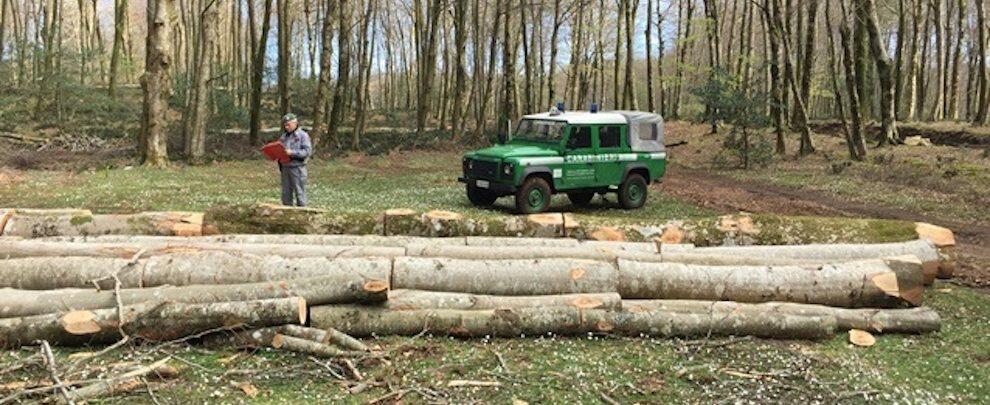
[{"xmin": 502, "ymin": 163, "xmax": 513, "ymax": 176}]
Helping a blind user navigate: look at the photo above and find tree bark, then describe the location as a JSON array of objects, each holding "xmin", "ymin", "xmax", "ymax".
[
  {"xmin": 624, "ymin": 300, "xmax": 941, "ymax": 334},
  {"xmin": 325, "ymin": 0, "xmax": 352, "ymax": 147},
  {"xmin": 391, "ymin": 257, "xmax": 618, "ymax": 295},
  {"xmin": 616, "ymin": 258, "xmax": 922, "ymax": 307},
  {"xmin": 904, "ymin": 0, "xmax": 924, "ymax": 121},
  {"xmin": 975, "ymin": 0, "xmax": 989, "ymax": 124},
  {"xmin": 0, "ymin": 297, "xmax": 306, "ymax": 347},
  {"xmin": 0, "ymin": 274, "xmax": 386, "ymax": 318},
  {"xmin": 0, "ymin": 254, "xmax": 391, "ymax": 289},
  {"xmin": 138, "ymin": 0, "xmax": 174, "ymax": 166},
  {"xmin": 270, "ymin": 334, "xmax": 369, "ymax": 357},
  {"xmin": 1, "ymin": 210, "xmax": 203, "ymax": 238},
  {"xmin": 385, "ymin": 290, "xmax": 622, "ymax": 311},
  {"xmin": 839, "ymin": 8, "xmax": 868, "ymax": 159}
]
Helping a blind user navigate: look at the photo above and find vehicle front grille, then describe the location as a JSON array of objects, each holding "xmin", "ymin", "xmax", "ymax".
[{"xmin": 466, "ymin": 159, "xmax": 499, "ymax": 179}]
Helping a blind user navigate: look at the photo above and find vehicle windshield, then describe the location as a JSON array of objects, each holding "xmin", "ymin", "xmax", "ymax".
[{"xmin": 513, "ymin": 119, "xmax": 567, "ymax": 143}]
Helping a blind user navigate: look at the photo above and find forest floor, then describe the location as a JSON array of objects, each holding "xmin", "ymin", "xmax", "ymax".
[{"xmin": 1, "ymin": 115, "xmax": 990, "ymax": 402}]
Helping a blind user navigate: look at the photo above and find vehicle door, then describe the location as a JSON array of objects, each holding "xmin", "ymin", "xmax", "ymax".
[
  {"xmin": 560, "ymin": 125, "xmax": 596, "ymax": 189},
  {"xmin": 594, "ymin": 125, "xmax": 627, "ymax": 185}
]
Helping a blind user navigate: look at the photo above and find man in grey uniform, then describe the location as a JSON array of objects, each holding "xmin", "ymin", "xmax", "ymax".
[{"xmin": 278, "ymin": 113, "xmax": 312, "ymax": 206}]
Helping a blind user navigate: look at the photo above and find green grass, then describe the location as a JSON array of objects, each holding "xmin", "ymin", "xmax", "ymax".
[
  {"xmin": 0, "ymin": 151, "xmax": 714, "ymax": 224},
  {"xmin": 3, "ymin": 282, "xmax": 985, "ymax": 403}
]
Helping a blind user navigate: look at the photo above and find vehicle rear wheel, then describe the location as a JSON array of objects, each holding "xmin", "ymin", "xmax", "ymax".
[
  {"xmin": 515, "ymin": 177, "xmax": 552, "ymax": 214},
  {"xmin": 566, "ymin": 191, "xmax": 595, "ymax": 206},
  {"xmin": 466, "ymin": 185, "xmax": 498, "ymax": 206},
  {"xmin": 618, "ymin": 174, "xmax": 648, "ymax": 209}
]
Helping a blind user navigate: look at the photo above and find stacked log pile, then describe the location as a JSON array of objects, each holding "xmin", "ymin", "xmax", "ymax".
[{"xmin": 0, "ymin": 231, "xmax": 946, "ymax": 350}]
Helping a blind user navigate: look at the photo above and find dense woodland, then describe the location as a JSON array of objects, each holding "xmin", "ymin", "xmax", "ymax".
[{"xmin": 0, "ymin": 0, "xmax": 988, "ymax": 165}]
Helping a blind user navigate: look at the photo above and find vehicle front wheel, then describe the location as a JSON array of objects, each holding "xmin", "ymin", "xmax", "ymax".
[
  {"xmin": 618, "ymin": 174, "xmax": 648, "ymax": 209},
  {"xmin": 515, "ymin": 177, "xmax": 552, "ymax": 214},
  {"xmin": 566, "ymin": 191, "xmax": 595, "ymax": 206},
  {"xmin": 466, "ymin": 185, "xmax": 498, "ymax": 206}
]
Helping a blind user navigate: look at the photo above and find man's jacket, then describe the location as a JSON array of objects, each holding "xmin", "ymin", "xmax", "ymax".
[{"xmin": 279, "ymin": 128, "xmax": 312, "ymax": 167}]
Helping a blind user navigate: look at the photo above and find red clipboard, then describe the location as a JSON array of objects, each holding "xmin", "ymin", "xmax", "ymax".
[{"xmin": 261, "ymin": 141, "xmax": 291, "ymax": 164}]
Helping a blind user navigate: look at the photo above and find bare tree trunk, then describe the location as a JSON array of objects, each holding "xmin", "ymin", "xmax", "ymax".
[
  {"xmin": 498, "ymin": 0, "xmax": 516, "ymax": 138},
  {"xmin": 326, "ymin": 0, "xmax": 352, "ymax": 147},
  {"xmin": 182, "ymin": 1, "xmax": 218, "ymax": 162},
  {"xmin": 859, "ymin": 0, "xmax": 899, "ymax": 145},
  {"xmin": 413, "ymin": 0, "xmax": 442, "ymax": 136},
  {"xmin": 622, "ymin": 0, "xmax": 639, "ymax": 109},
  {"xmin": 838, "ymin": 1, "xmax": 867, "ymax": 160},
  {"xmin": 904, "ymin": 0, "xmax": 924, "ymax": 121},
  {"xmin": 672, "ymin": 0, "xmax": 694, "ymax": 119},
  {"xmin": 277, "ymin": 0, "xmax": 292, "ymax": 116},
  {"xmin": 450, "ymin": 0, "xmax": 468, "ymax": 137},
  {"xmin": 798, "ymin": 0, "xmax": 818, "ymax": 122},
  {"xmin": 351, "ymin": 0, "xmax": 375, "ymax": 149},
  {"xmin": 310, "ymin": 0, "xmax": 335, "ymax": 147},
  {"xmin": 976, "ymin": 0, "xmax": 989, "ymax": 124},
  {"xmin": 946, "ymin": 0, "xmax": 964, "ymax": 120},
  {"xmin": 764, "ymin": 0, "xmax": 785, "ymax": 154},
  {"xmin": 929, "ymin": 0, "xmax": 944, "ymax": 121},
  {"xmin": 108, "ymin": 0, "xmax": 128, "ymax": 97},
  {"xmin": 139, "ymin": 0, "xmax": 174, "ymax": 167},
  {"xmin": 546, "ymin": 0, "xmax": 561, "ymax": 105},
  {"xmin": 248, "ymin": 0, "xmax": 274, "ymax": 145}
]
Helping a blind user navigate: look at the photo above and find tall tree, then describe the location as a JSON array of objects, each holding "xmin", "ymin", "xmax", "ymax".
[
  {"xmin": 326, "ymin": 0, "xmax": 352, "ymax": 146},
  {"xmin": 903, "ymin": 0, "xmax": 924, "ymax": 120},
  {"xmin": 622, "ymin": 0, "xmax": 639, "ymax": 109},
  {"xmin": 451, "ymin": 0, "xmax": 469, "ymax": 137},
  {"xmin": 139, "ymin": 0, "xmax": 175, "ymax": 167},
  {"xmin": 767, "ymin": 0, "xmax": 813, "ymax": 155},
  {"xmin": 671, "ymin": 0, "xmax": 694, "ymax": 119},
  {"xmin": 946, "ymin": 0, "xmax": 964, "ymax": 119},
  {"xmin": 838, "ymin": 0, "xmax": 867, "ymax": 159},
  {"xmin": 859, "ymin": 0, "xmax": 899, "ymax": 145},
  {"xmin": 108, "ymin": 0, "xmax": 128, "ymax": 97},
  {"xmin": 310, "ymin": 0, "xmax": 335, "ymax": 146},
  {"xmin": 277, "ymin": 0, "xmax": 292, "ymax": 115},
  {"xmin": 645, "ymin": 0, "xmax": 654, "ymax": 112},
  {"xmin": 765, "ymin": 0, "xmax": 785, "ymax": 153},
  {"xmin": 413, "ymin": 0, "xmax": 442, "ymax": 136},
  {"xmin": 248, "ymin": 0, "xmax": 275, "ymax": 145},
  {"xmin": 182, "ymin": 0, "xmax": 220, "ymax": 162},
  {"xmin": 975, "ymin": 0, "xmax": 988, "ymax": 124}
]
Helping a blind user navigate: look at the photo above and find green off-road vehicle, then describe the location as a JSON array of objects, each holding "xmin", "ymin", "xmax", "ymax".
[{"xmin": 459, "ymin": 108, "xmax": 667, "ymax": 213}]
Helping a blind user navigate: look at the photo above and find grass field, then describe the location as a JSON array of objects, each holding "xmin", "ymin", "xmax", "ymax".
[{"xmin": 1, "ymin": 142, "xmax": 989, "ymax": 403}]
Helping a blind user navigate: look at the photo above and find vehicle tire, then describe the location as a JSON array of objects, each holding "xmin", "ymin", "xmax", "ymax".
[
  {"xmin": 618, "ymin": 174, "xmax": 648, "ymax": 209},
  {"xmin": 466, "ymin": 185, "xmax": 498, "ymax": 206},
  {"xmin": 566, "ymin": 191, "xmax": 595, "ymax": 206},
  {"xmin": 515, "ymin": 177, "xmax": 552, "ymax": 214}
]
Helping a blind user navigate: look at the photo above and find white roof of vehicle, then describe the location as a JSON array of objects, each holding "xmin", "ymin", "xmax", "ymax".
[{"xmin": 521, "ymin": 111, "xmax": 628, "ymax": 125}]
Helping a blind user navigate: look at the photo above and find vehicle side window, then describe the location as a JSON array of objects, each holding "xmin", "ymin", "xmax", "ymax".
[
  {"xmin": 567, "ymin": 126, "xmax": 592, "ymax": 149},
  {"xmin": 639, "ymin": 123, "xmax": 658, "ymax": 140},
  {"xmin": 599, "ymin": 126, "xmax": 622, "ymax": 148}
]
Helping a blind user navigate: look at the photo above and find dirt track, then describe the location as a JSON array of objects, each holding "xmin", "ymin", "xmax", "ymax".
[{"xmin": 659, "ymin": 163, "xmax": 990, "ymax": 290}]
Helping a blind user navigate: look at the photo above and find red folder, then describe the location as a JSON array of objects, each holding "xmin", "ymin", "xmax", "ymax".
[{"xmin": 261, "ymin": 141, "xmax": 291, "ymax": 164}]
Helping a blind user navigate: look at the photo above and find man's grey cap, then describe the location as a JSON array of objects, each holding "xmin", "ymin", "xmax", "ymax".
[{"xmin": 282, "ymin": 113, "xmax": 298, "ymax": 123}]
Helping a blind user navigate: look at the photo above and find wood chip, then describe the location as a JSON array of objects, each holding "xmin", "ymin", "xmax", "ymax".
[
  {"xmin": 233, "ymin": 381, "xmax": 259, "ymax": 398},
  {"xmin": 849, "ymin": 329, "xmax": 876, "ymax": 347}
]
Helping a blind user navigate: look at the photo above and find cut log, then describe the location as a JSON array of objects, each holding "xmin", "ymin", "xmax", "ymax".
[
  {"xmin": 278, "ymin": 324, "xmax": 370, "ymax": 352},
  {"xmin": 0, "ymin": 254, "xmax": 391, "ymax": 290},
  {"xmin": 588, "ymin": 226, "xmax": 627, "ymax": 242},
  {"xmin": 384, "ymin": 209, "xmax": 426, "ymax": 236},
  {"xmin": 38, "ymin": 233, "xmax": 459, "ymax": 247},
  {"xmin": 914, "ymin": 222, "xmax": 956, "ymax": 247},
  {"xmin": 616, "ymin": 258, "xmax": 922, "ymax": 308},
  {"xmin": 204, "ymin": 203, "xmax": 385, "ymax": 235},
  {"xmin": 463, "ymin": 236, "xmax": 579, "ymax": 248},
  {"xmin": 623, "ymin": 300, "xmax": 941, "ymax": 333},
  {"xmin": 0, "ymin": 297, "xmax": 306, "ymax": 347},
  {"xmin": 386, "ymin": 290, "xmax": 622, "ymax": 311},
  {"xmin": 0, "ymin": 239, "xmax": 405, "ymax": 259},
  {"xmin": 391, "ymin": 257, "xmax": 618, "ymax": 295},
  {"xmin": 270, "ymin": 333, "xmax": 370, "ymax": 358},
  {"xmin": 661, "ymin": 239, "xmax": 947, "ymax": 283},
  {"xmin": 0, "ymin": 274, "xmax": 387, "ymax": 318},
  {"xmin": 405, "ymin": 244, "xmax": 663, "ymax": 262},
  {"xmin": 422, "ymin": 210, "xmax": 465, "ymax": 237},
  {"xmin": 310, "ymin": 306, "xmax": 835, "ymax": 339},
  {"xmin": 1, "ymin": 210, "xmax": 203, "ymax": 238}
]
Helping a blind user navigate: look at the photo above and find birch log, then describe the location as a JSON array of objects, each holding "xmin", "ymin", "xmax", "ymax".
[
  {"xmin": 623, "ymin": 300, "xmax": 941, "ymax": 333},
  {"xmin": 386, "ymin": 290, "xmax": 622, "ymax": 311},
  {"xmin": 0, "ymin": 297, "xmax": 306, "ymax": 347},
  {"xmin": 616, "ymin": 258, "xmax": 923, "ymax": 308},
  {"xmin": 0, "ymin": 274, "xmax": 388, "ymax": 317},
  {"xmin": 0, "ymin": 254, "xmax": 392, "ymax": 289},
  {"xmin": 0, "ymin": 240, "xmax": 405, "ymax": 259},
  {"xmin": 309, "ymin": 306, "xmax": 836, "ymax": 339},
  {"xmin": 392, "ymin": 257, "xmax": 618, "ymax": 295}
]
